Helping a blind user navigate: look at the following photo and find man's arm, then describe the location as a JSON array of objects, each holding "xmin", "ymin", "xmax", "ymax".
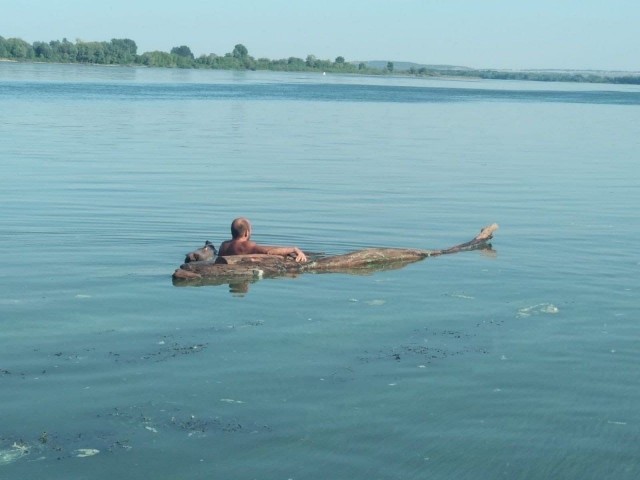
[{"xmin": 255, "ymin": 245, "xmax": 307, "ymax": 263}]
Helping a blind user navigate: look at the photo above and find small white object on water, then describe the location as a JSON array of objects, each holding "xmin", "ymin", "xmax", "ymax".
[
  {"xmin": 145, "ymin": 426, "xmax": 158, "ymax": 433},
  {"xmin": 517, "ymin": 303, "xmax": 559, "ymax": 318},
  {"xmin": 366, "ymin": 299, "xmax": 386, "ymax": 306},
  {"xmin": 220, "ymin": 398, "xmax": 244, "ymax": 404},
  {"xmin": 75, "ymin": 449, "xmax": 100, "ymax": 458},
  {"xmin": 450, "ymin": 293, "xmax": 475, "ymax": 299},
  {"xmin": 75, "ymin": 294, "xmax": 92, "ymax": 299},
  {"xmin": 0, "ymin": 299, "xmax": 21, "ymax": 305}
]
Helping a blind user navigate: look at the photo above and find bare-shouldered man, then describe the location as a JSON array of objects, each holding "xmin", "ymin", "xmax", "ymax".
[{"xmin": 218, "ymin": 217, "xmax": 307, "ymax": 263}]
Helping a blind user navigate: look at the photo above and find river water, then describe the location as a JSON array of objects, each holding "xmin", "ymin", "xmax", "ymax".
[{"xmin": 1, "ymin": 63, "xmax": 639, "ymax": 479}]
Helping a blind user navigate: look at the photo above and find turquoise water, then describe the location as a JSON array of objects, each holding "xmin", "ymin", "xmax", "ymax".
[{"xmin": 1, "ymin": 63, "xmax": 639, "ymax": 479}]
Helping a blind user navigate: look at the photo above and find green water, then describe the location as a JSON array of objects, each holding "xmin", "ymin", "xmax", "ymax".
[{"xmin": 1, "ymin": 63, "xmax": 639, "ymax": 479}]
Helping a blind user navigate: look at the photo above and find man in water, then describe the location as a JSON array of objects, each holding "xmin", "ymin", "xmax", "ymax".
[{"xmin": 218, "ymin": 217, "xmax": 307, "ymax": 263}]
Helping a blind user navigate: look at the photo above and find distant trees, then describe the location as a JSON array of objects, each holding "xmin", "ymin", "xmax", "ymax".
[
  {"xmin": 169, "ymin": 45, "xmax": 195, "ymax": 67},
  {"xmin": 305, "ymin": 55, "xmax": 317, "ymax": 68},
  {"xmin": 33, "ymin": 41, "xmax": 53, "ymax": 59},
  {"xmin": 1, "ymin": 34, "xmax": 355, "ymax": 74},
  {"xmin": 2, "ymin": 34, "xmax": 638, "ymax": 85},
  {"xmin": 0, "ymin": 37, "xmax": 33, "ymax": 59},
  {"xmin": 229, "ymin": 43, "xmax": 255, "ymax": 69},
  {"xmin": 288, "ymin": 57, "xmax": 304, "ymax": 66},
  {"xmin": 232, "ymin": 44, "xmax": 248, "ymax": 59},
  {"xmin": 138, "ymin": 51, "xmax": 175, "ymax": 67},
  {"xmin": 171, "ymin": 45, "xmax": 194, "ymax": 59},
  {"xmin": 47, "ymin": 38, "xmax": 78, "ymax": 62},
  {"xmin": 0, "ymin": 36, "xmax": 138, "ymax": 64},
  {"xmin": 110, "ymin": 38, "xmax": 137, "ymax": 63}
]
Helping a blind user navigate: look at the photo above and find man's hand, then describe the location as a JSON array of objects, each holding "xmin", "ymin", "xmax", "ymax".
[{"xmin": 293, "ymin": 248, "xmax": 307, "ymax": 263}]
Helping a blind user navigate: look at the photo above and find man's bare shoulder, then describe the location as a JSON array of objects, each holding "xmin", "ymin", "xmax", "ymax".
[{"xmin": 219, "ymin": 239, "xmax": 263, "ymax": 256}]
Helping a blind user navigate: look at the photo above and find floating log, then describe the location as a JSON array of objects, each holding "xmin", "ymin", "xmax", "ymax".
[
  {"xmin": 184, "ymin": 240, "xmax": 216, "ymax": 263},
  {"xmin": 172, "ymin": 223, "xmax": 498, "ymax": 287}
]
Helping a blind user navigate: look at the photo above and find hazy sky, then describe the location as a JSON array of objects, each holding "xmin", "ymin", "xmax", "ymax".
[{"xmin": 2, "ymin": 0, "xmax": 637, "ymax": 71}]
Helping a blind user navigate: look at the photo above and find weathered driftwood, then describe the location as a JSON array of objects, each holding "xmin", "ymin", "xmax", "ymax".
[
  {"xmin": 184, "ymin": 240, "xmax": 216, "ymax": 263},
  {"xmin": 172, "ymin": 223, "xmax": 498, "ymax": 287}
]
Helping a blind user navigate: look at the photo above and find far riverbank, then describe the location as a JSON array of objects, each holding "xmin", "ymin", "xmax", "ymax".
[{"xmin": 2, "ymin": 35, "xmax": 639, "ymax": 85}]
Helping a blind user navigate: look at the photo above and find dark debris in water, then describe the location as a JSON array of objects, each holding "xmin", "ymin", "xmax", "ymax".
[
  {"xmin": 1, "ymin": 401, "xmax": 273, "ymax": 465},
  {"xmin": 359, "ymin": 328, "xmax": 490, "ymax": 364},
  {"xmin": 3, "ymin": 336, "xmax": 210, "ymax": 380},
  {"xmin": 1, "ymin": 430, "xmax": 130, "ymax": 464},
  {"xmin": 100, "ymin": 402, "xmax": 273, "ymax": 437},
  {"xmin": 2, "ymin": 300, "xmax": 504, "ymax": 467},
  {"xmin": 141, "ymin": 342, "xmax": 208, "ymax": 363},
  {"xmin": 108, "ymin": 339, "xmax": 209, "ymax": 364}
]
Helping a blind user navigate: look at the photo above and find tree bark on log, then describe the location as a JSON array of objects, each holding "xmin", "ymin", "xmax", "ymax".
[{"xmin": 172, "ymin": 223, "xmax": 498, "ymax": 286}]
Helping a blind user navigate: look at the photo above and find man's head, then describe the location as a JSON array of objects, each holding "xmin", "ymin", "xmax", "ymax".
[{"xmin": 231, "ymin": 217, "xmax": 252, "ymax": 239}]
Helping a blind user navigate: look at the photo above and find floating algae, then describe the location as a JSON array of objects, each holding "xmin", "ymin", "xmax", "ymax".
[
  {"xmin": 74, "ymin": 448, "xmax": 100, "ymax": 458},
  {"xmin": 0, "ymin": 428, "xmax": 133, "ymax": 464},
  {"xmin": 449, "ymin": 293, "xmax": 475, "ymax": 300},
  {"xmin": 0, "ymin": 442, "xmax": 30, "ymax": 465},
  {"xmin": 359, "ymin": 328, "xmax": 487, "ymax": 365},
  {"xmin": 348, "ymin": 298, "xmax": 386, "ymax": 305},
  {"xmin": 101, "ymin": 402, "xmax": 270, "ymax": 439},
  {"xmin": 220, "ymin": 398, "xmax": 245, "ymax": 404},
  {"xmin": 517, "ymin": 303, "xmax": 559, "ymax": 318}
]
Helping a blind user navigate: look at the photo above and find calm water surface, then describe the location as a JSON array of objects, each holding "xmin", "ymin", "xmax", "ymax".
[{"xmin": 1, "ymin": 63, "xmax": 639, "ymax": 479}]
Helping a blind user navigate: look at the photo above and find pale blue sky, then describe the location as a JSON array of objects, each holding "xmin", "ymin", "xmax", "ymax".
[{"xmin": 2, "ymin": 0, "xmax": 637, "ymax": 71}]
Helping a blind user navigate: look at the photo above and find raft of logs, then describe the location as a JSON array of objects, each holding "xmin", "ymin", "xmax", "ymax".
[{"xmin": 172, "ymin": 223, "xmax": 498, "ymax": 287}]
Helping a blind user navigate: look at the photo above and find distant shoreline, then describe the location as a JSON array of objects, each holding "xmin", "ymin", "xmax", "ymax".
[
  {"xmin": 4, "ymin": 59, "xmax": 639, "ymax": 86},
  {"xmin": 2, "ymin": 35, "xmax": 639, "ymax": 85}
]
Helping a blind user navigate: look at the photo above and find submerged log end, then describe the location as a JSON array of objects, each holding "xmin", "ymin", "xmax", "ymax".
[
  {"xmin": 172, "ymin": 268, "xmax": 202, "ymax": 281},
  {"xmin": 475, "ymin": 223, "xmax": 499, "ymax": 241}
]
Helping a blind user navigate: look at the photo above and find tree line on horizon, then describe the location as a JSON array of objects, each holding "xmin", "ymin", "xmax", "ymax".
[
  {"xmin": 0, "ymin": 35, "xmax": 387, "ymax": 74},
  {"xmin": 1, "ymin": 35, "xmax": 638, "ymax": 85}
]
